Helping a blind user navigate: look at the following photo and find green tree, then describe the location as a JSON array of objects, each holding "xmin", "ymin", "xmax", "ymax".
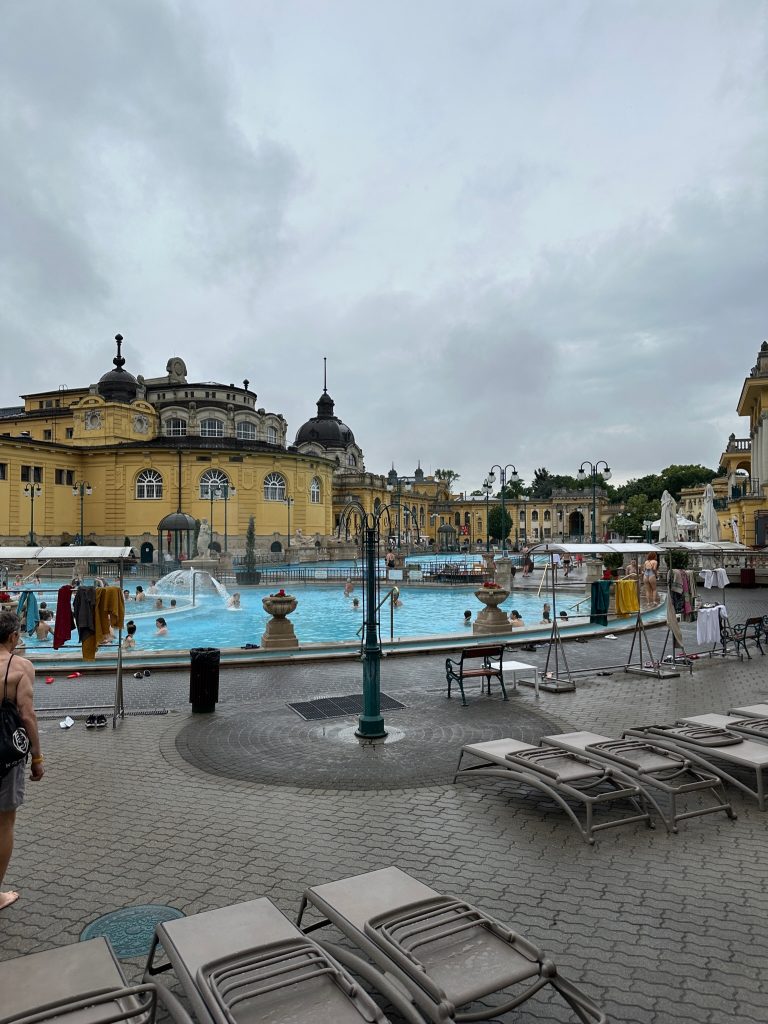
[
  {"xmin": 244, "ymin": 515, "xmax": 257, "ymax": 571},
  {"xmin": 487, "ymin": 505, "xmax": 512, "ymax": 543},
  {"xmin": 607, "ymin": 494, "xmax": 659, "ymax": 539},
  {"xmin": 614, "ymin": 464, "xmax": 717, "ymax": 504},
  {"xmin": 528, "ymin": 467, "xmax": 588, "ymax": 499},
  {"xmin": 434, "ymin": 468, "xmax": 460, "ymax": 490}
]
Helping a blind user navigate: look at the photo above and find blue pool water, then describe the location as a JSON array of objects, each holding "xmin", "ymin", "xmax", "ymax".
[{"xmin": 23, "ymin": 581, "xmax": 560, "ymax": 652}]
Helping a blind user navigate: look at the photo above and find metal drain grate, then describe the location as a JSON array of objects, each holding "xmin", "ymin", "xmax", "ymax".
[{"xmin": 288, "ymin": 692, "xmax": 406, "ymax": 721}]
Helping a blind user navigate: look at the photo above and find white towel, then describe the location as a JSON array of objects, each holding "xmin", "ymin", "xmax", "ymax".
[
  {"xmin": 699, "ymin": 569, "xmax": 714, "ymax": 589},
  {"xmin": 715, "ymin": 567, "xmax": 729, "ymax": 588}
]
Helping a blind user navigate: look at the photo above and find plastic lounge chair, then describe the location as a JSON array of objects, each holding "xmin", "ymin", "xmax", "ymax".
[
  {"xmin": 143, "ymin": 895, "xmax": 390, "ymax": 1024},
  {"xmin": 680, "ymin": 712, "xmax": 768, "ymax": 744},
  {"xmin": 730, "ymin": 703, "xmax": 768, "ymax": 719},
  {"xmin": 296, "ymin": 865, "xmax": 607, "ymax": 1023},
  {"xmin": 0, "ymin": 936, "xmax": 190, "ymax": 1024},
  {"xmin": 625, "ymin": 723, "xmax": 768, "ymax": 811},
  {"xmin": 454, "ymin": 738, "xmax": 655, "ymax": 844},
  {"xmin": 542, "ymin": 730, "xmax": 736, "ymax": 832}
]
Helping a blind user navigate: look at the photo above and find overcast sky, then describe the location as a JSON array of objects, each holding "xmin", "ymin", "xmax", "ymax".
[{"xmin": 1, "ymin": 0, "xmax": 766, "ymax": 491}]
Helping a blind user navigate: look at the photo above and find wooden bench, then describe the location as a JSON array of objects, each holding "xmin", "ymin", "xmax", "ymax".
[{"xmin": 445, "ymin": 644, "xmax": 508, "ymax": 706}]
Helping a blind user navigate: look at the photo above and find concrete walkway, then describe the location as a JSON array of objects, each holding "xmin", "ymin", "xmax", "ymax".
[{"xmin": 2, "ymin": 589, "xmax": 767, "ymax": 1022}]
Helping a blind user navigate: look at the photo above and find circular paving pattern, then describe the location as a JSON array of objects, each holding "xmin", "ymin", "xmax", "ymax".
[
  {"xmin": 175, "ymin": 692, "xmax": 570, "ymax": 790},
  {"xmin": 80, "ymin": 904, "xmax": 185, "ymax": 957}
]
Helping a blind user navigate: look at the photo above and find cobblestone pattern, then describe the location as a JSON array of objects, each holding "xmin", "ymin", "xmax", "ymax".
[{"xmin": 2, "ymin": 589, "xmax": 767, "ymax": 1022}]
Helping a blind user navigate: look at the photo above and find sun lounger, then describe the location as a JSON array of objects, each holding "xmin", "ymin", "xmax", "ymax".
[
  {"xmin": 454, "ymin": 737, "xmax": 655, "ymax": 844},
  {"xmin": 144, "ymin": 896, "xmax": 390, "ymax": 1023},
  {"xmin": 296, "ymin": 865, "xmax": 606, "ymax": 1023},
  {"xmin": 0, "ymin": 936, "xmax": 190, "ymax": 1024},
  {"xmin": 541, "ymin": 731, "xmax": 735, "ymax": 832},
  {"xmin": 625, "ymin": 723, "xmax": 768, "ymax": 810},
  {"xmin": 680, "ymin": 712, "xmax": 768, "ymax": 743},
  {"xmin": 729, "ymin": 703, "xmax": 768, "ymax": 719}
]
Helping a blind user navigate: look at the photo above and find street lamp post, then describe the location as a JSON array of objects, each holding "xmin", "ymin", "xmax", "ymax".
[
  {"xmin": 338, "ymin": 498, "xmax": 400, "ymax": 739},
  {"xmin": 643, "ymin": 519, "xmax": 653, "ymax": 544},
  {"xmin": 577, "ymin": 460, "xmax": 611, "ymax": 544},
  {"xmin": 487, "ymin": 463, "xmax": 519, "ymax": 552},
  {"xmin": 218, "ymin": 483, "xmax": 236, "ymax": 552},
  {"xmin": 71, "ymin": 481, "xmax": 92, "ymax": 544},
  {"xmin": 483, "ymin": 478, "xmax": 492, "ymax": 551},
  {"xmin": 23, "ymin": 483, "xmax": 42, "ymax": 545},
  {"xmin": 285, "ymin": 496, "xmax": 294, "ymax": 548},
  {"xmin": 386, "ymin": 468, "xmax": 416, "ymax": 550}
]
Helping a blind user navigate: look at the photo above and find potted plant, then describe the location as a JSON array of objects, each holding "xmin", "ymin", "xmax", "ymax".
[
  {"xmin": 602, "ymin": 553, "xmax": 624, "ymax": 579},
  {"xmin": 239, "ymin": 515, "xmax": 261, "ymax": 584},
  {"xmin": 668, "ymin": 550, "xmax": 690, "ymax": 570}
]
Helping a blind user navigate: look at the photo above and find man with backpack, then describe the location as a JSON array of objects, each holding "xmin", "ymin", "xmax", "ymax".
[{"xmin": 0, "ymin": 610, "xmax": 44, "ymax": 911}]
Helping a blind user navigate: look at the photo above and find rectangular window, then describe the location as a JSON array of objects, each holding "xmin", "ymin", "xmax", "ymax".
[
  {"xmin": 21, "ymin": 465, "xmax": 43, "ymax": 483},
  {"xmin": 66, "ymin": 427, "xmax": 74, "ymax": 439},
  {"xmin": 0, "ymin": 463, "xmax": 6, "ymax": 480},
  {"xmin": 55, "ymin": 469, "xmax": 65, "ymax": 485},
  {"xmin": 43, "ymin": 429, "xmax": 52, "ymax": 441},
  {"xmin": 55, "ymin": 469, "xmax": 76, "ymax": 486}
]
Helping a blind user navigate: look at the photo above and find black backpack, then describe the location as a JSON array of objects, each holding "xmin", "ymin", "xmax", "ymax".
[{"xmin": 0, "ymin": 654, "xmax": 30, "ymax": 778}]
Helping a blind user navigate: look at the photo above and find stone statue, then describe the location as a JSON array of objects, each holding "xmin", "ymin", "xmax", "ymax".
[{"xmin": 197, "ymin": 519, "xmax": 211, "ymax": 557}]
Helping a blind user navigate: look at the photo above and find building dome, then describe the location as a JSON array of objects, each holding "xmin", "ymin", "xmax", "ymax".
[
  {"xmin": 295, "ymin": 389, "xmax": 356, "ymax": 449},
  {"xmin": 97, "ymin": 334, "xmax": 138, "ymax": 404}
]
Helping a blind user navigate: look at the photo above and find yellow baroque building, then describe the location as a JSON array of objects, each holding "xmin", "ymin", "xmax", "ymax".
[{"xmin": 0, "ymin": 338, "xmax": 334, "ymax": 557}]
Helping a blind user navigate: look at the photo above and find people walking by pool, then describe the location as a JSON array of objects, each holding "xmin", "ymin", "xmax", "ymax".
[
  {"xmin": 0, "ymin": 610, "xmax": 45, "ymax": 912},
  {"xmin": 155, "ymin": 617, "xmax": 168, "ymax": 636},
  {"xmin": 643, "ymin": 555, "xmax": 659, "ymax": 606}
]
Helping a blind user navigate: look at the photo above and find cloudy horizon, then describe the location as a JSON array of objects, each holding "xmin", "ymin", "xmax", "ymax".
[{"xmin": 1, "ymin": 0, "xmax": 766, "ymax": 491}]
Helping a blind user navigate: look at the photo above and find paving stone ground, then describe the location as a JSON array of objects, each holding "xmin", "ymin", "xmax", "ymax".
[{"xmin": 2, "ymin": 588, "xmax": 768, "ymax": 1022}]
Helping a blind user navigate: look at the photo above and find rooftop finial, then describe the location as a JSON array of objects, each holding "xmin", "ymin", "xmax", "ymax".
[
  {"xmin": 323, "ymin": 356, "xmax": 327, "ymax": 393},
  {"xmin": 113, "ymin": 333, "xmax": 125, "ymax": 369}
]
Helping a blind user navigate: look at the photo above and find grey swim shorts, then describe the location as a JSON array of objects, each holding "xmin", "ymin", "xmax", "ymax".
[{"xmin": 0, "ymin": 761, "xmax": 26, "ymax": 812}]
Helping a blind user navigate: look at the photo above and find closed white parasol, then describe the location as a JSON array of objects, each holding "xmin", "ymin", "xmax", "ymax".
[
  {"xmin": 700, "ymin": 484, "xmax": 720, "ymax": 543},
  {"xmin": 658, "ymin": 490, "xmax": 678, "ymax": 542}
]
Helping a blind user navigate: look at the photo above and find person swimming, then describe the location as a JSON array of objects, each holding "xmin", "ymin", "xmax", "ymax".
[{"xmin": 155, "ymin": 617, "xmax": 168, "ymax": 636}]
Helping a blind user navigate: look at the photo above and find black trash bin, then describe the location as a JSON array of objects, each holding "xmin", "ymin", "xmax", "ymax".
[
  {"xmin": 189, "ymin": 647, "xmax": 220, "ymax": 713},
  {"xmin": 740, "ymin": 567, "xmax": 756, "ymax": 589}
]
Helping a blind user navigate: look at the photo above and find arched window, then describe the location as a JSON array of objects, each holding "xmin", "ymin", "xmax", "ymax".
[
  {"xmin": 263, "ymin": 472, "xmax": 286, "ymax": 501},
  {"xmin": 310, "ymin": 477, "xmax": 321, "ymax": 503},
  {"xmin": 164, "ymin": 418, "xmax": 187, "ymax": 437},
  {"xmin": 199, "ymin": 469, "xmax": 230, "ymax": 499},
  {"xmin": 267, "ymin": 425, "xmax": 278, "ymax": 444},
  {"xmin": 420, "ymin": 508, "xmax": 425, "ymax": 527},
  {"xmin": 347, "ymin": 453, "xmax": 357, "ymax": 467},
  {"xmin": 464, "ymin": 512, "xmax": 470, "ymax": 525},
  {"xmin": 200, "ymin": 418, "xmax": 224, "ymax": 438},
  {"xmin": 236, "ymin": 421, "xmax": 256, "ymax": 440},
  {"xmin": 454, "ymin": 512, "xmax": 461, "ymax": 526},
  {"xmin": 373, "ymin": 497, "xmax": 382, "ymax": 513},
  {"xmin": 544, "ymin": 510, "xmax": 551, "ymax": 521},
  {"xmin": 136, "ymin": 469, "xmax": 163, "ymax": 499},
  {"xmin": 531, "ymin": 510, "xmax": 539, "ymax": 522}
]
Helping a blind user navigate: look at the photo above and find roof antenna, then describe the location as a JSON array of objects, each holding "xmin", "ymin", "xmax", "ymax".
[{"xmin": 323, "ymin": 356, "xmax": 327, "ymax": 393}]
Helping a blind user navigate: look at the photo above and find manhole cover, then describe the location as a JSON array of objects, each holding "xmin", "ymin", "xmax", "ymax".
[
  {"xmin": 80, "ymin": 904, "xmax": 184, "ymax": 957},
  {"xmin": 288, "ymin": 692, "xmax": 406, "ymax": 721}
]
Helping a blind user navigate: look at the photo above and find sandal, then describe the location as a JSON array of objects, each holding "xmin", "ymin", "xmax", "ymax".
[
  {"xmin": 85, "ymin": 714, "xmax": 97, "ymax": 729},
  {"xmin": 95, "ymin": 715, "xmax": 107, "ymax": 728},
  {"xmin": 134, "ymin": 672, "xmax": 143, "ymax": 680}
]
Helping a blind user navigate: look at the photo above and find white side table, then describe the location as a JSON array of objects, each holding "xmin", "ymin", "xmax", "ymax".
[{"xmin": 489, "ymin": 659, "xmax": 539, "ymax": 698}]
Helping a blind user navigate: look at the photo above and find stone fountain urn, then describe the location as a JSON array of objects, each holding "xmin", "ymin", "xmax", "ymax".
[
  {"xmin": 473, "ymin": 585, "xmax": 511, "ymax": 635},
  {"xmin": 261, "ymin": 591, "xmax": 299, "ymax": 649}
]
